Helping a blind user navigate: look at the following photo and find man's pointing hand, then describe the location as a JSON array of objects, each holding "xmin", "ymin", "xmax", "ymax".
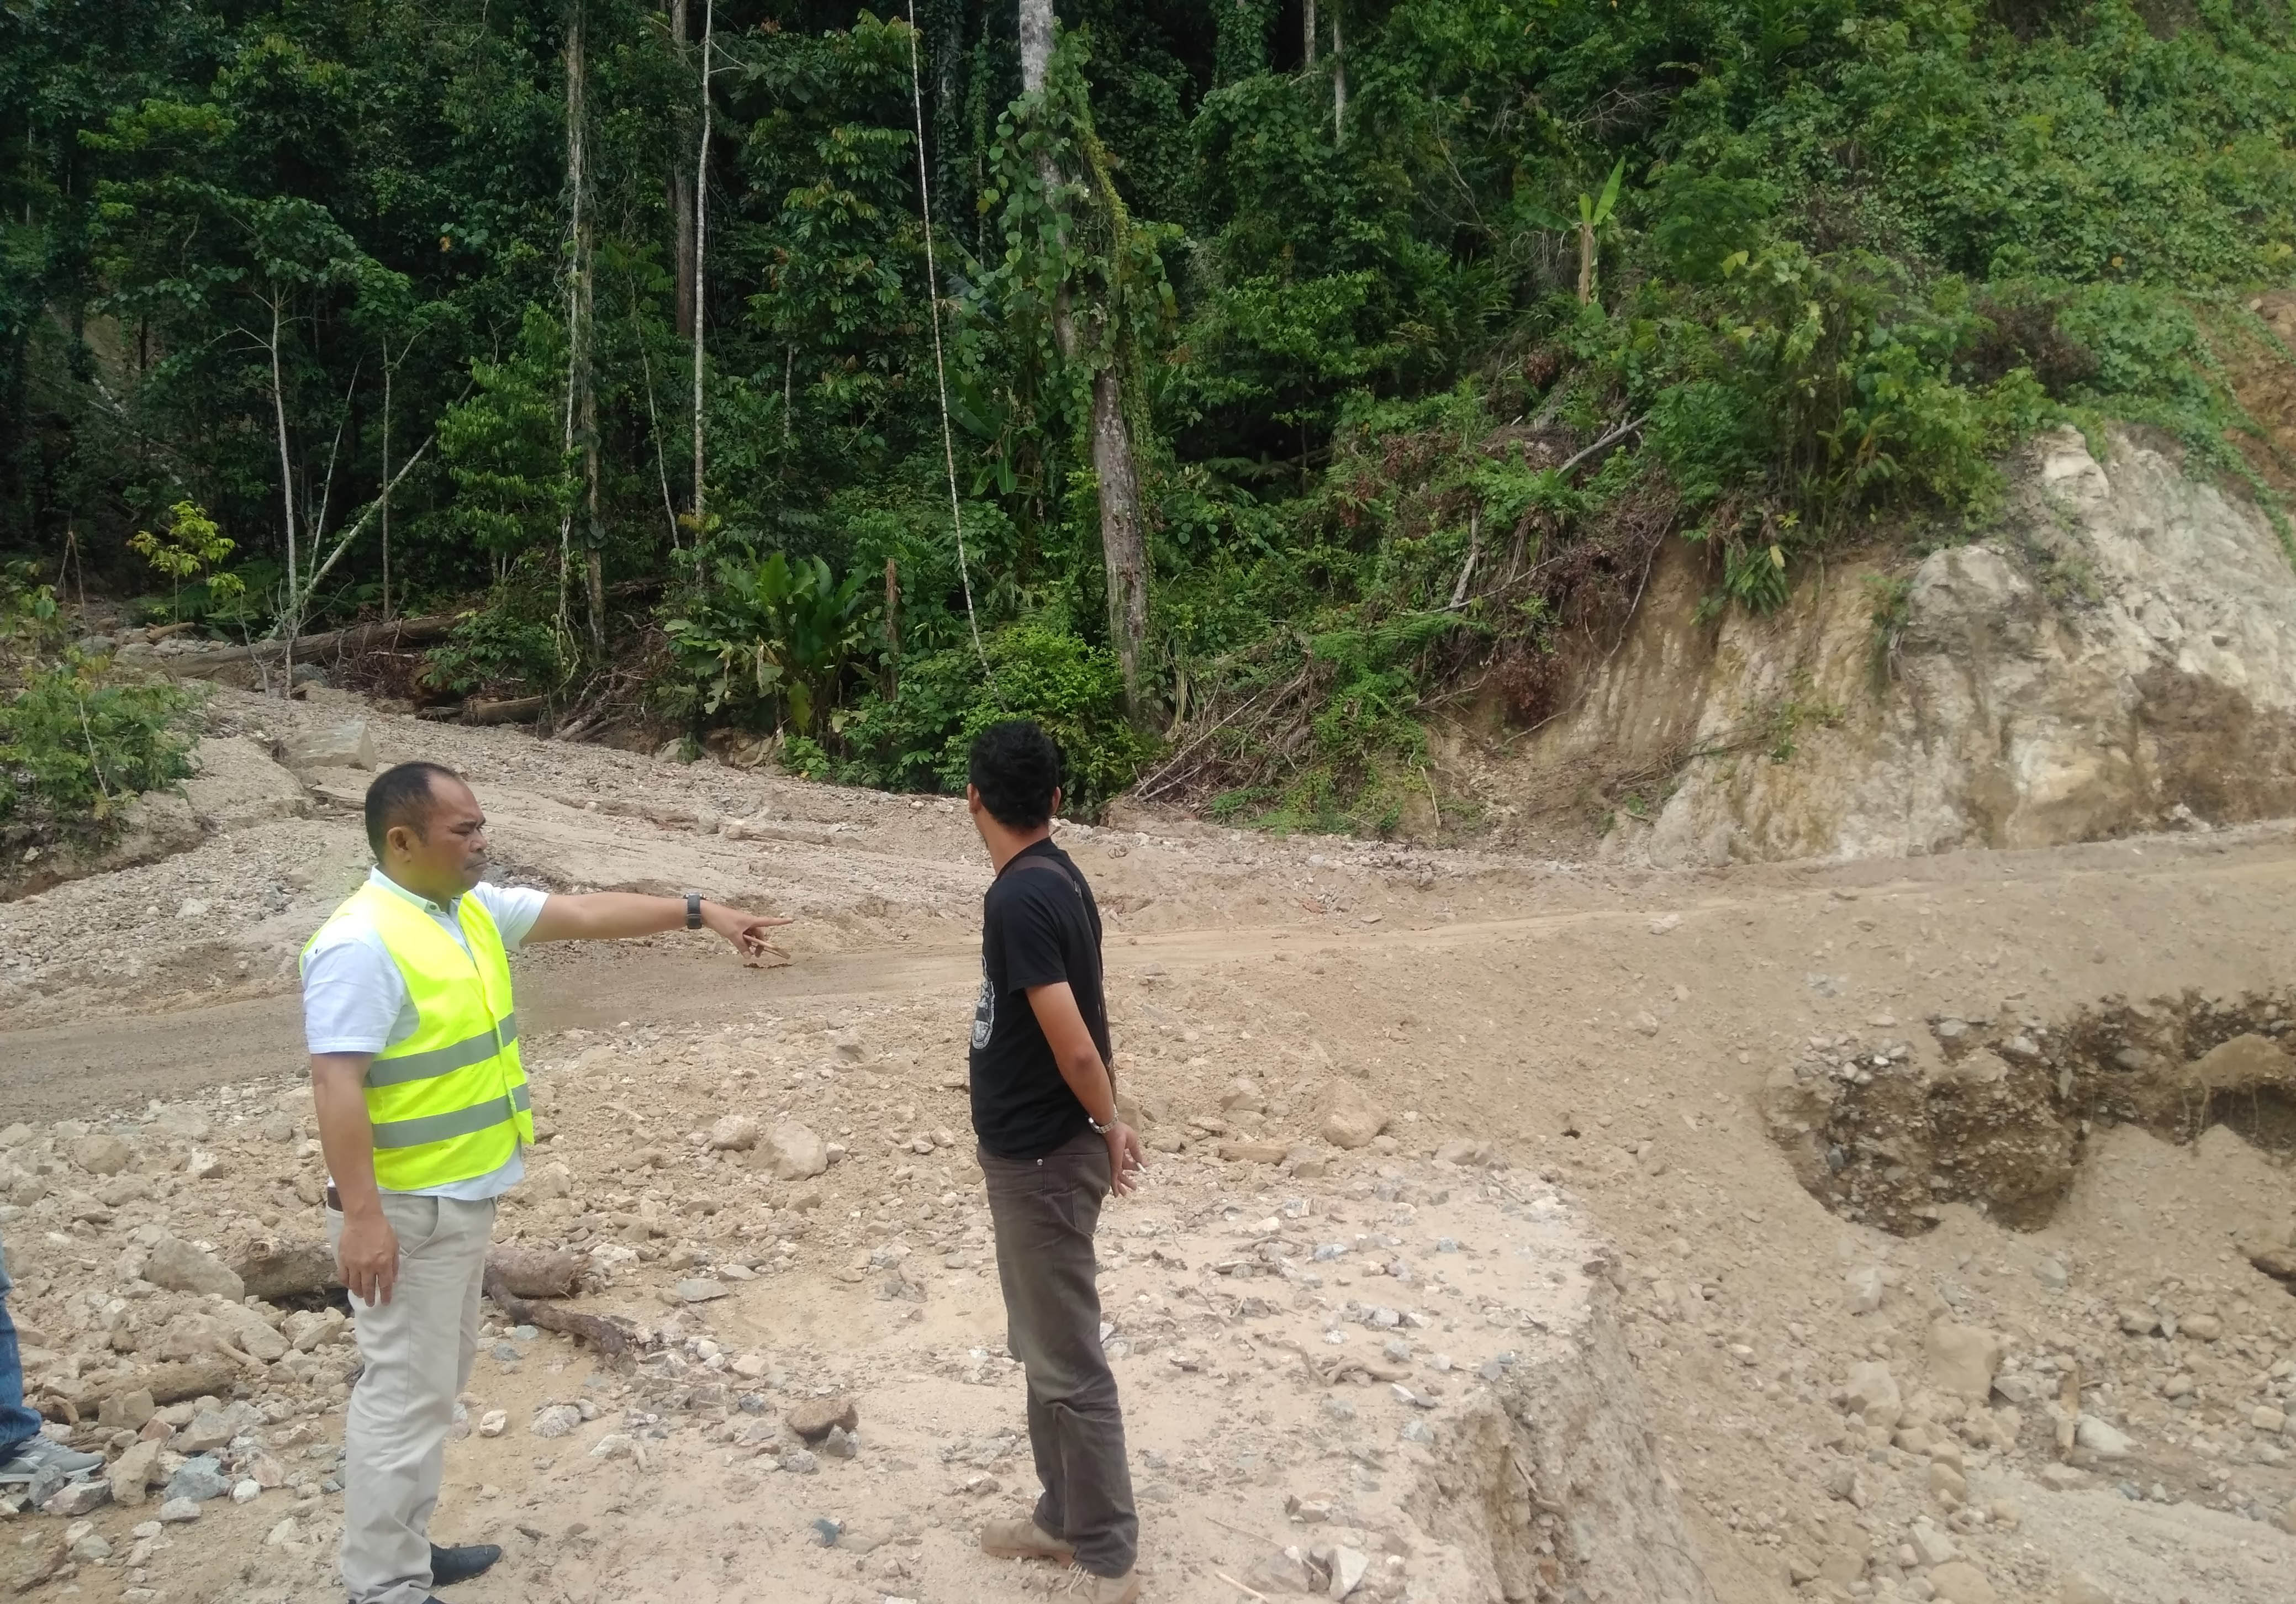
[{"xmin": 705, "ymin": 903, "xmax": 794, "ymax": 964}]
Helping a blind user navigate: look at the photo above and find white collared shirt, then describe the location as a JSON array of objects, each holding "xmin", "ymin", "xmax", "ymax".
[{"xmin": 299, "ymin": 867, "xmax": 548, "ymax": 1199}]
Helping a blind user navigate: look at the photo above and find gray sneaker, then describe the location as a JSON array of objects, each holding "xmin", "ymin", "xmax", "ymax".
[{"xmin": 0, "ymin": 1435, "xmax": 105, "ymax": 1484}]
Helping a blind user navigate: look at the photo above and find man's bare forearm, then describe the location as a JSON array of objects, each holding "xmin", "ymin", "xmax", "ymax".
[
  {"xmin": 310, "ymin": 1053, "xmax": 382, "ymax": 1218},
  {"xmin": 528, "ymin": 891, "xmax": 690, "ymax": 943},
  {"xmin": 1054, "ymin": 1046, "xmax": 1118, "ymax": 1126}
]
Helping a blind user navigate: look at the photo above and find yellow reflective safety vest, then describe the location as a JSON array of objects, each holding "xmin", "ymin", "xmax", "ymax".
[{"xmin": 301, "ymin": 880, "xmax": 531, "ymax": 1190}]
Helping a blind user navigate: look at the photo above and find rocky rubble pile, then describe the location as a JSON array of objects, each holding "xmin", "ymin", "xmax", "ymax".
[{"xmin": 1, "ymin": 993, "xmax": 1701, "ymax": 1603}]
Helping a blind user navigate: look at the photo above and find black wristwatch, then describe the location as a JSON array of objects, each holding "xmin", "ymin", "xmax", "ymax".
[{"xmin": 684, "ymin": 890, "xmax": 703, "ymax": 930}]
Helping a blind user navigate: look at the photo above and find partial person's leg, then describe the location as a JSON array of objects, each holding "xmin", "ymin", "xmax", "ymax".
[
  {"xmin": 334, "ymin": 1195, "xmax": 495, "ymax": 1604},
  {"xmin": 985, "ymin": 1135, "xmax": 1138, "ymax": 1579},
  {"xmin": 983, "ymin": 1151, "xmax": 1076, "ymax": 1558},
  {"xmin": 0, "ymin": 1236, "xmax": 51, "ymax": 1458},
  {"xmin": 452, "ymin": 1200, "xmax": 495, "ymax": 1396}
]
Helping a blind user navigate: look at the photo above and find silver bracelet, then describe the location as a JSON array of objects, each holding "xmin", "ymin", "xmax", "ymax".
[{"xmin": 1087, "ymin": 1112, "xmax": 1113, "ymax": 1135}]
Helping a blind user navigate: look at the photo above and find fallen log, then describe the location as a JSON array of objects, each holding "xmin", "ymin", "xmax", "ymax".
[
  {"xmin": 485, "ymin": 1244, "xmax": 585, "ymax": 1299},
  {"xmin": 43, "ymin": 1359, "xmax": 245, "ymax": 1423},
  {"xmin": 482, "ymin": 1263, "xmax": 634, "ymax": 1364},
  {"xmin": 123, "ymin": 614, "xmax": 456, "ymax": 681},
  {"xmin": 464, "ymin": 694, "xmax": 545, "ymax": 726}
]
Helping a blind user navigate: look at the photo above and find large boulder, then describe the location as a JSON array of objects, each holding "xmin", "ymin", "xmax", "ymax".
[
  {"xmin": 279, "ymin": 719, "xmax": 376, "ymax": 772},
  {"xmin": 1318, "ymin": 1081, "xmax": 1389, "ymax": 1151},
  {"xmin": 1926, "ymin": 1321, "xmax": 2004, "ymax": 1403},
  {"xmin": 67, "ymin": 1132, "xmax": 134, "ymax": 1176},
  {"xmin": 764, "ymin": 1123, "xmax": 829, "ymax": 1180},
  {"xmin": 141, "ymin": 1237, "xmax": 245, "ymax": 1301}
]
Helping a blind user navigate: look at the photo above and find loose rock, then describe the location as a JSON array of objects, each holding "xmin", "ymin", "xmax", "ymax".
[
  {"xmin": 1929, "ymin": 1560, "xmax": 2000, "ymax": 1604},
  {"xmin": 708, "ymin": 1114, "xmax": 758, "ymax": 1152},
  {"xmin": 1319, "ymin": 1081, "xmax": 1389, "ymax": 1151},
  {"xmin": 1926, "ymin": 1320, "xmax": 2003, "ymax": 1402},
  {"xmin": 765, "ymin": 1122, "xmax": 830, "ymax": 1180},
  {"xmin": 142, "ymin": 1235, "xmax": 246, "ymax": 1300},
  {"xmin": 281, "ymin": 719, "xmax": 376, "ymax": 771},
  {"xmin": 787, "ymin": 1396, "xmax": 859, "ymax": 1443}
]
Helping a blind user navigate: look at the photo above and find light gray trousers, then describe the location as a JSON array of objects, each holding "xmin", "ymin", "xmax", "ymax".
[{"xmin": 328, "ymin": 1193, "xmax": 494, "ymax": 1604}]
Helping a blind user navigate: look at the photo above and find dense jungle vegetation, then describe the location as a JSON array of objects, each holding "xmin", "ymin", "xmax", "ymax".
[{"xmin": 3, "ymin": 0, "xmax": 2293, "ymax": 833}]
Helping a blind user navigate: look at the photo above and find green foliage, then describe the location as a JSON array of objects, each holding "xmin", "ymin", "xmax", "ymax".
[
  {"xmin": 129, "ymin": 501, "xmax": 242, "ymax": 623},
  {"xmin": 1, "ymin": 563, "xmax": 62, "ymax": 663},
  {"xmin": 4, "ymin": 0, "xmax": 2294, "ymax": 843},
  {"xmin": 0, "ymin": 651, "xmax": 197, "ymax": 844},
  {"xmin": 423, "ymin": 597, "xmax": 564, "ymax": 699},
  {"xmin": 836, "ymin": 624, "xmax": 1150, "ymax": 812},
  {"xmin": 664, "ymin": 551, "xmax": 875, "ymax": 733},
  {"xmin": 439, "ymin": 308, "xmax": 574, "ymax": 563}
]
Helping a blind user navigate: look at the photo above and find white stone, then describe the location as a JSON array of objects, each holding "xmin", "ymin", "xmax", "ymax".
[
  {"xmin": 2075, "ymin": 1415, "xmax": 2133, "ymax": 1458},
  {"xmin": 1844, "ymin": 1265, "xmax": 1885, "ymax": 1314}
]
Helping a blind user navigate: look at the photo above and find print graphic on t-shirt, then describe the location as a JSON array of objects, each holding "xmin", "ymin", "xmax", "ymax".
[{"xmin": 972, "ymin": 966, "xmax": 994, "ymax": 1049}]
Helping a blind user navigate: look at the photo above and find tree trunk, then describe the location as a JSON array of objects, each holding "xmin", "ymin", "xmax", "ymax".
[
  {"xmin": 1017, "ymin": 0, "xmax": 1148, "ymax": 721},
  {"xmin": 883, "ymin": 556, "xmax": 900, "ymax": 697},
  {"xmin": 268, "ymin": 295, "xmax": 297, "ymax": 624},
  {"xmin": 574, "ymin": 50, "xmax": 604, "ymax": 651},
  {"xmin": 668, "ymin": 0, "xmax": 695, "ymax": 356},
  {"xmin": 1304, "ymin": 0, "xmax": 1317, "ymax": 67},
  {"xmin": 1091, "ymin": 370, "xmax": 1146, "ymax": 711},
  {"xmin": 558, "ymin": 3, "xmax": 588, "ymax": 644},
  {"xmin": 1332, "ymin": 13, "xmax": 1347, "ymax": 139},
  {"xmin": 380, "ymin": 352, "xmax": 392, "ymax": 620},
  {"xmin": 1018, "ymin": 0, "xmax": 1052, "ymax": 89},
  {"xmin": 692, "ymin": 0, "xmax": 714, "ymax": 527}
]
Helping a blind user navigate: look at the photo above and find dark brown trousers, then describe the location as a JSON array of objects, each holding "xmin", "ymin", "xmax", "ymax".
[{"xmin": 979, "ymin": 1128, "xmax": 1139, "ymax": 1577}]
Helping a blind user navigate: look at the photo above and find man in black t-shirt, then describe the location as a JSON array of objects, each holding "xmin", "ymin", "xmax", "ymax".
[{"xmin": 964, "ymin": 720, "xmax": 1144, "ymax": 1603}]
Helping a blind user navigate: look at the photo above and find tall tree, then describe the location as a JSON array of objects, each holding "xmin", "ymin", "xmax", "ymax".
[
  {"xmin": 560, "ymin": 2, "xmax": 603, "ymax": 650},
  {"xmin": 1017, "ymin": 0, "xmax": 1148, "ymax": 722},
  {"xmin": 668, "ymin": 0, "xmax": 695, "ymax": 362},
  {"xmin": 691, "ymin": 0, "xmax": 714, "ymax": 529}
]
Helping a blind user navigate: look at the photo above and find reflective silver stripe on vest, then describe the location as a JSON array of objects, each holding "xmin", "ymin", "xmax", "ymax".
[
  {"xmin": 370, "ymin": 1095, "xmax": 523, "ymax": 1151},
  {"xmin": 363, "ymin": 1013, "xmax": 519, "ymax": 1088}
]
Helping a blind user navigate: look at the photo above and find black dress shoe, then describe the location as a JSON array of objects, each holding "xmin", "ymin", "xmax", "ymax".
[{"xmin": 430, "ymin": 1543, "xmax": 502, "ymax": 1587}]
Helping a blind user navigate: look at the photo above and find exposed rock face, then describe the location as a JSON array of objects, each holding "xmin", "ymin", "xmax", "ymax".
[{"xmin": 1525, "ymin": 427, "xmax": 2296, "ymax": 864}]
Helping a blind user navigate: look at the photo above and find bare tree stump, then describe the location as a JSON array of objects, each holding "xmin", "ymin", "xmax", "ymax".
[
  {"xmin": 485, "ymin": 1245, "xmax": 586, "ymax": 1299},
  {"xmin": 230, "ymin": 1237, "xmax": 340, "ymax": 1303}
]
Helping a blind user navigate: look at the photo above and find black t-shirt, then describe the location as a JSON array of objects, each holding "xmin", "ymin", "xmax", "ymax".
[{"xmin": 969, "ymin": 838, "xmax": 1110, "ymax": 1159}]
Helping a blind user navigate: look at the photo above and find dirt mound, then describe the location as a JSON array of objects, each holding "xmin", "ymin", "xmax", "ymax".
[{"xmin": 1765, "ymin": 989, "xmax": 2296, "ymax": 1236}]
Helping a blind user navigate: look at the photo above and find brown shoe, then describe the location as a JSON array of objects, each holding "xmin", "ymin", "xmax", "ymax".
[
  {"xmin": 1063, "ymin": 1565, "xmax": 1141, "ymax": 1603},
  {"xmin": 980, "ymin": 1515, "xmax": 1075, "ymax": 1563}
]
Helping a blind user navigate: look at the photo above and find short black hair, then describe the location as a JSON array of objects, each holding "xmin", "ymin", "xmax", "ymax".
[
  {"xmin": 364, "ymin": 761, "xmax": 460, "ymax": 860},
  {"xmin": 967, "ymin": 720, "xmax": 1064, "ymax": 829}
]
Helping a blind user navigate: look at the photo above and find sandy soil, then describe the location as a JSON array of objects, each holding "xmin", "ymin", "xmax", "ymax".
[{"xmin": 3, "ymin": 688, "xmax": 2294, "ymax": 1604}]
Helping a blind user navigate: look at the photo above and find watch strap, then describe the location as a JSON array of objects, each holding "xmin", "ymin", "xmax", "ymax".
[{"xmin": 684, "ymin": 890, "xmax": 702, "ymax": 930}]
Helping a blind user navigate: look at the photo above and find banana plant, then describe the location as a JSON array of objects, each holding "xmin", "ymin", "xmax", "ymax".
[
  {"xmin": 1577, "ymin": 159, "xmax": 1626, "ymax": 305},
  {"xmin": 665, "ymin": 551, "xmax": 874, "ymax": 732}
]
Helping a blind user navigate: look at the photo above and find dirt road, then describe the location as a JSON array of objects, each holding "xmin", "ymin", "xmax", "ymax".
[{"xmin": 13, "ymin": 823, "xmax": 2294, "ymax": 1119}]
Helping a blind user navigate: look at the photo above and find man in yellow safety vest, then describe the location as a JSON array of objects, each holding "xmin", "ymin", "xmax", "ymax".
[{"xmin": 302, "ymin": 760, "xmax": 788, "ymax": 1604}]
